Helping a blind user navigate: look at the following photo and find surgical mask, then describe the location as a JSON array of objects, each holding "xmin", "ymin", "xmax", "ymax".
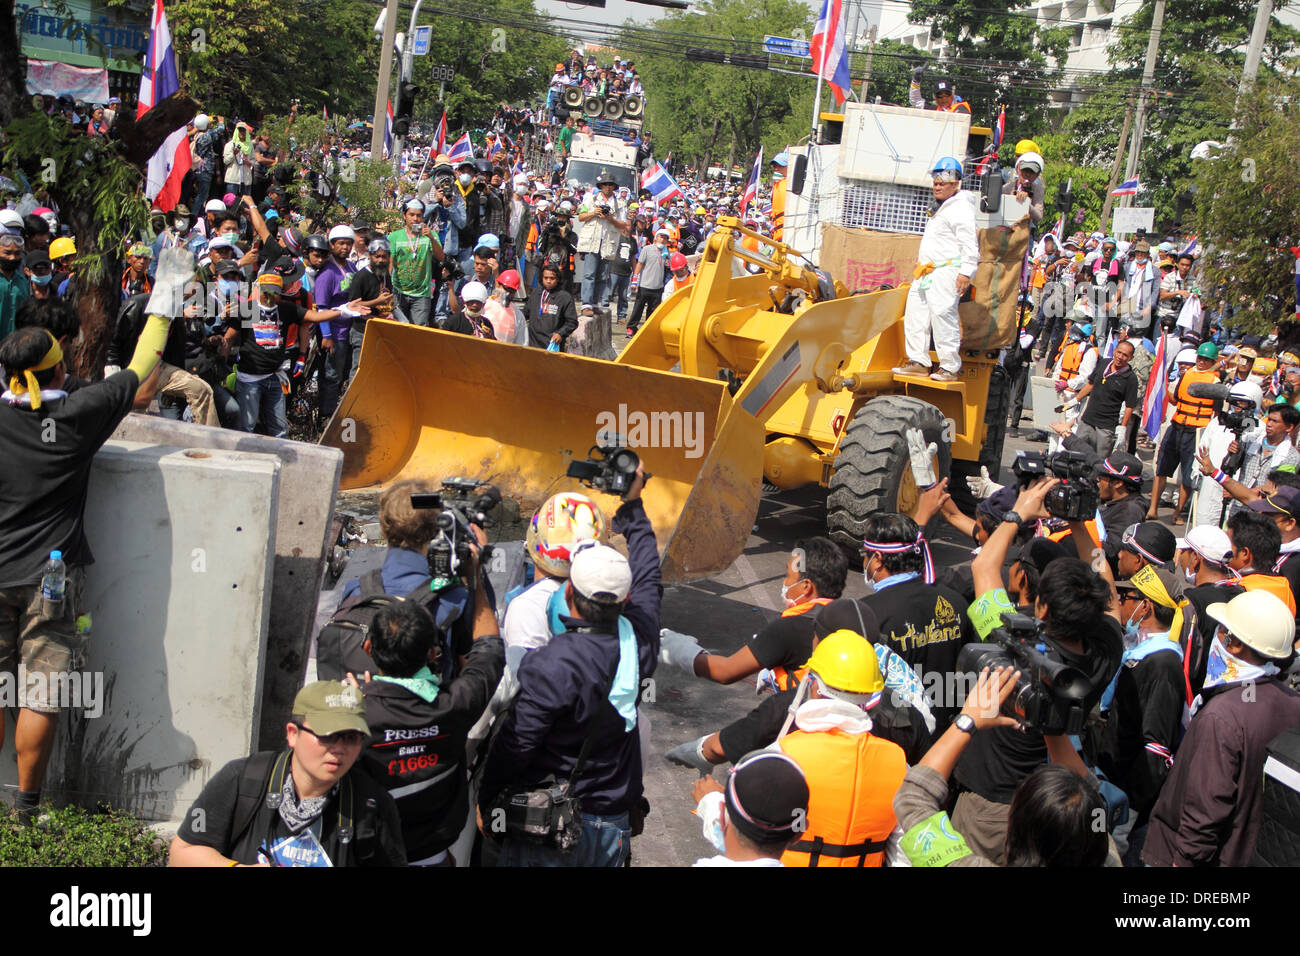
[
  {"xmin": 779, "ymin": 580, "xmax": 802, "ymax": 608},
  {"xmin": 1123, "ymin": 605, "xmax": 1144, "ymax": 646},
  {"xmin": 459, "ymin": 173, "xmax": 473, "ymax": 187},
  {"xmin": 31, "ymin": 272, "xmax": 53, "ymax": 286},
  {"xmin": 698, "ymin": 792, "xmax": 727, "ymax": 855},
  {"xmin": 174, "ymin": 218, "xmax": 189, "ymax": 231},
  {"xmin": 861, "ymin": 566, "xmax": 876, "ymax": 594}
]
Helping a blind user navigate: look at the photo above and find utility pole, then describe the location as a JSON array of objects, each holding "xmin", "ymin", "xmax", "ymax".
[
  {"xmin": 1239, "ymin": 0, "xmax": 1274, "ymax": 95},
  {"xmin": 370, "ymin": 0, "xmax": 400, "ymax": 160},
  {"xmin": 1121, "ymin": 0, "xmax": 1165, "ymax": 208},
  {"xmin": 392, "ymin": 0, "xmax": 425, "ymax": 174},
  {"xmin": 861, "ymin": 25, "xmax": 877, "ymax": 101},
  {"xmin": 1099, "ymin": 93, "xmax": 1135, "ymax": 231}
]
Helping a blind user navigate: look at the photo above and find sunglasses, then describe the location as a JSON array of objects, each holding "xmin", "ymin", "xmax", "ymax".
[{"xmin": 294, "ymin": 723, "xmax": 364, "ymax": 747}]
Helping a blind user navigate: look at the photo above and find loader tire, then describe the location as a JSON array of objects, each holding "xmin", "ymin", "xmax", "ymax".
[{"xmin": 826, "ymin": 395, "xmax": 951, "ymax": 557}]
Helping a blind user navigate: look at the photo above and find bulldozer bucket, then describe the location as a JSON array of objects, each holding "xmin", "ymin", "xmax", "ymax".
[{"xmin": 319, "ymin": 321, "xmax": 765, "ymax": 583}]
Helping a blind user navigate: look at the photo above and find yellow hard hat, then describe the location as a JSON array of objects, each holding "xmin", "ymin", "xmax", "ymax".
[
  {"xmin": 804, "ymin": 630, "xmax": 884, "ymax": 696},
  {"xmin": 1014, "ymin": 138, "xmax": 1041, "ymax": 157},
  {"xmin": 694, "ymin": 205, "xmax": 705, "ymax": 214},
  {"xmin": 49, "ymin": 236, "xmax": 77, "ymax": 259}
]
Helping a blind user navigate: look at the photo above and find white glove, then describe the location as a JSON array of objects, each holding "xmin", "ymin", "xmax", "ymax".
[
  {"xmin": 146, "ymin": 247, "xmax": 196, "ymax": 318},
  {"xmin": 103, "ymin": 364, "xmax": 121, "ymax": 377},
  {"xmin": 965, "ymin": 465, "xmax": 1004, "ymax": 500},
  {"xmin": 659, "ymin": 628, "xmax": 705, "ymax": 674},
  {"xmin": 664, "ymin": 735, "xmax": 714, "ymax": 774},
  {"xmin": 906, "ymin": 426, "xmax": 938, "ymax": 488}
]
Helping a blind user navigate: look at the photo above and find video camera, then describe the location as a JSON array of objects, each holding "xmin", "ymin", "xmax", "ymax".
[
  {"xmin": 566, "ymin": 435, "xmax": 649, "ymax": 499},
  {"xmin": 954, "ymin": 613, "xmax": 1091, "ymax": 735},
  {"xmin": 440, "ymin": 258, "xmax": 463, "ymax": 282},
  {"xmin": 1011, "ymin": 450, "xmax": 1100, "ymax": 522},
  {"xmin": 411, "ymin": 478, "xmax": 501, "ymax": 580}
]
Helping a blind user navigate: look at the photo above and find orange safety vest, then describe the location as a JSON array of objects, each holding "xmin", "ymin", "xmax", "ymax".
[
  {"xmin": 771, "ymin": 598, "xmax": 832, "ymax": 691},
  {"xmin": 1057, "ymin": 341, "xmax": 1090, "ymax": 384},
  {"xmin": 1238, "ymin": 573, "xmax": 1298, "ymax": 616},
  {"xmin": 1048, "ymin": 520, "xmax": 1101, "ymax": 552},
  {"xmin": 778, "ymin": 728, "xmax": 905, "ymax": 867},
  {"xmin": 1170, "ymin": 369, "xmax": 1220, "ymax": 428},
  {"xmin": 771, "ymin": 177, "xmax": 786, "ymax": 242}
]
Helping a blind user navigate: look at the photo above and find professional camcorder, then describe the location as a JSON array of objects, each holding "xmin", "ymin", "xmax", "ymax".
[
  {"xmin": 411, "ymin": 478, "xmax": 500, "ymax": 580},
  {"xmin": 566, "ymin": 435, "xmax": 649, "ymax": 499},
  {"xmin": 955, "ymin": 613, "xmax": 1091, "ymax": 735},
  {"xmin": 1010, "ymin": 450, "xmax": 1100, "ymax": 522}
]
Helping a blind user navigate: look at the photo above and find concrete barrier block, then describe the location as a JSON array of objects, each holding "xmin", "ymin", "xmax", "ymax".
[
  {"xmin": 567, "ymin": 310, "xmax": 616, "ymax": 361},
  {"xmin": 111, "ymin": 415, "xmax": 343, "ymax": 749},
  {"xmin": 0, "ymin": 441, "xmax": 280, "ymax": 824}
]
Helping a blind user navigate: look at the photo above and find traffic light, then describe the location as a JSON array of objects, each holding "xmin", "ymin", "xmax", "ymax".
[{"xmin": 393, "ymin": 80, "xmax": 419, "ymax": 137}]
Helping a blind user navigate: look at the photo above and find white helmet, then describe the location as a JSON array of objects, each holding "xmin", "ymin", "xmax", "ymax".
[
  {"xmin": 1208, "ymin": 590, "xmax": 1297, "ymax": 659},
  {"xmin": 1228, "ymin": 380, "xmax": 1264, "ymax": 413},
  {"xmin": 1174, "ymin": 348, "xmax": 1198, "ymax": 366},
  {"xmin": 194, "ymin": 113, "xmax": 210, "ymax": 131},
  {"xmin": 327, "ymin": 224, "xmax": 355, "ymax": 243},
  {"xmin": 1016, "ymin": 151, "xmax": 1044, "ymax": 173},
  {"xmin": 460, "ymin": 281, "xmax": 489, "ymax": 304}
]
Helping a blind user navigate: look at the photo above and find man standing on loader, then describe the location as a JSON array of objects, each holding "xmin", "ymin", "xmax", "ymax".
[{"xmin": 894, "ymin": 157, "xmax": 980, "ymax": 383}]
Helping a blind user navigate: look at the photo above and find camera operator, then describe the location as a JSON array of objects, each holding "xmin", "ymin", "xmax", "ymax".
[
  {"xmin": 535, "ymin": 201, "xmax": 577, "ymax": 292},
  {"xmin": 954, "ymin": 477, "xmax": 1122, "ymax": 863},
  {"xmin": 425, "ymin": 161, "xmax": 468, "ymax": 274},
  {"xmin": 1094, "ymin": 453, "xmax": 1148, "ymax": 569},
  {"xmin": 479, "ymin": 462, "xmax": 660, "ymax": 866}
]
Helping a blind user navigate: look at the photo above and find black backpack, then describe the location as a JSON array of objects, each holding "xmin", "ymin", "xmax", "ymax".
[{"xmin": 316, "ymin": 570, "xmax": 457, "ymax": 682}]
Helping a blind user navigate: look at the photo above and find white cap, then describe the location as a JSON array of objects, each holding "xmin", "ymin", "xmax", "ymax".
[
  {"xmin": 460, "ymin": 281, "xmax": 489, "ymax": 303},
  {"xmin": 194, "ymin": 113, "xmax": 210, "ymax": 131},
  {"xmin": 1228, "ymin": 380, "xmax": 1264, "ymax": 412},
  {"xmin": 570, "ymin": 544, "xmax": 632, "ymax": 602},
  {"xmin": 1175, "ymin": 525, "xmax": 1233, "ymax": 566},
  {"xmin": 204, "ymin": 198, "xmax": 227, "ymax": 212},
  {"xmin": 206, "ymin": 234, "xmax": 238, "ymax": 251},
  {"xmin": 327, "ymin": 224, "xmax": 355, "ymax": 243},
  {"xmin": 1207, "ymin": 590, "xmax": 1297, "ymax": 659},
  {"xmin": 405, "ymin": 198, "xmax": 425, "ymax": 211},
  {"xmin": 0, "ymin": 210, "xmax": 23, "ymax": 230},
  {"xmin": 1174, "ymin": 348, "xmax": 1198, "ymax": 365}
]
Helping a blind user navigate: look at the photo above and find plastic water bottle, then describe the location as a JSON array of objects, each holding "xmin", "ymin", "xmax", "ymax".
[{"xmin": 41, "ymin": 550, "xmax": 66, "ymax": 619}]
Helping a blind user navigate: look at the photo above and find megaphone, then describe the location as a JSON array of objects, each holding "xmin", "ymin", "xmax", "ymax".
[
  {"xmin": 603, "ymin": 98, "xmax": 625, "ymax": 121},
  {"xmin": 583, "ymin": 95, "xmax": 604, "ymax": 117},
  {"xmin": 623, "ymin": 94, "xmax": 644, "ymax": 118},
  {"xmin": 563, "ymin": 86, "xmax": 584, "ymax": 109}
]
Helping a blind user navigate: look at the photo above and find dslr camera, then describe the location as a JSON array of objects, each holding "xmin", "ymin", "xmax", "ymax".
[
  {"xmin": 440, "ymin": 257, "xmax": 463, "ymax": 282},
  {"xmin": 954, "ymin": 613, "xmax": 1090, "ymax": 735},
  {"xmin": 566, "ymin": 435, "xmax": 648, "ymax": 499},
  {"xmin": 1011, "ymin": 450, "xmax": 1100, "ymax": 522},
  {"xmin": 411, "ymin": 478, "xmax": 500, "ymax": 580}
]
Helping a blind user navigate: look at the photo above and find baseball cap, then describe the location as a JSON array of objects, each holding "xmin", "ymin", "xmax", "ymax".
[
  {"xmin": 212, "ymin": 258, "xmax": 242, "ymax": 277},
  {"xmin": 204, "ymin": 199, "xmax": 227, "ymax": 213},
  {"xmin": 1120, "ymin": 521, "xmax": 1177, "ymax": 566},
  {"xmin": 270, "ymin": 254, "xmax": 304, "ymax": 285},
  {"xmin": 570, "ymin": 544, "xmax": 632, "ymax": 602},
  {"xmin": 291, "ymin": 681, "xmax": 370, "ymax": 736},
  {"xmin": 723, "ymin": 750, "xmax": 811, "ymax": 847},
  {"xmin": 1097, "ymin": 452, "xmax": 1143, "ymax": 484},
  {"xmin": 24, "ymin": 250, "xmax": 51, "ymax": 270},
  {"xmin": 1248, "ymin": 485, "xmax": 1300, "ymax": 518},
  {"xmin": 1176, "ymin": 525, "xmax": 1233, "ymax": 566}
]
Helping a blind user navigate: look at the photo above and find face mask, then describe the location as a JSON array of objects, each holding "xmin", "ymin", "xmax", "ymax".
[
  {"xmin": 31, "ymin": 273, "xmax": 53, "ymax": 286},
  {"xmin": 459, "ymin": 174, "xmax": 473, "ymax": 187},
  {"xmin": 779, "ymin": 581, "xmax": 802, "ymax": 608},
  {"xmin": 1183, "ymin": 564, "xmax": 1196, "ymax": 585},
  {"xmin": 861, "ymin": 566, "xmax": 876, "ymax": 595},
  {"xmin": 1203, "ymin": 633, "xmax": 1279, "ymax": 689},
  {"xmin": 1123, "ymin": 604, "xmax": 1145, "ymax": 647},
  {"xmin": 0, "ymin": 256, "xmax": 22, "ymax": 275}
]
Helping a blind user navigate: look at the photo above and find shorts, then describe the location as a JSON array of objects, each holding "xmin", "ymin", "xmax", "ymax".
[
  {"xmin": 0, "ymin": 566, "xmax": 87, "ymax": 713},
  {"xmin": 1155, "ymin": 422, "xmax": 1198, "ymax": 480}
]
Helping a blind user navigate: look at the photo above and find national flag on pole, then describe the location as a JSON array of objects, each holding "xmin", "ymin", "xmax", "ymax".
[
  {"xmin": 810, "ymin": 0, "xmax": 852, "ymax": 106},
  {"xmin": 640, "ymin": 162, "xmax": 684, "ymax": 206},
  {"xmin": 136, "ymin": 0, "xmax": 191, "ymax": 212},
  {"xmin": 1141, "ymin": 329, "xmax": 1169, "ymax": 440},
  {"xmin": 1048, "ymin": 213, "xmax": 1064, "ymax": 243},
  {"xmin": 323, "ymin": 104, "xmax": 329, "ymax": 121},
  {"xmin": 1111, "ymin": 177, "xmax": 1139, "ymax": 197},
  {"xmin": 740, "ymin": 147, "xmax": 763, "ymax": 218},
  {"xmin": 445, "ymin": 132, "xmax": 473, "ymax": 165},
  {"xmin": 434, "ymin": 111, "xmax": 447, "ymax": 156},
  {"xmin": 991, "ymin": 105, "xmax": 1006, "ymax": 151},
  {"xmin": 383, "ymin": 99, "xmax": 393, "ymax": 158},
  {"xmin": 1292, "ymin": 247, "xmax": 1300, "ymax": 319}
]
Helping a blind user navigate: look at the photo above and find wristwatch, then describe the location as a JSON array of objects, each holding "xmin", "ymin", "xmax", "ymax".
[
  {"xmin": 1001, "ymin": 510, "xmax": 1022, "ymax": 526},
  {"xmin": 954, "ymin": 714, "xmax": 977, "ymax": 735}
]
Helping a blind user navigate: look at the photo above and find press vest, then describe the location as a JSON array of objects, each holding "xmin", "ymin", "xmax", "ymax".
[
  {"xmin": 1171, "ymin": 369, "xmax": 1220, "ymax": 428},
  {"xmin": 778, "ymin": 728, "xmax": 905, "ymax": 867}
]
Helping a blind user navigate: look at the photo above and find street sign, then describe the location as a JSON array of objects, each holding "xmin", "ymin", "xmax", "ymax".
[
  {"xmin": 413, "ymin": 25, "xmax": 432, "ymax": 56},
  {"xmin": 1112, "ymin": 206, "xmax": 1155, "ymax": 235},
  {"xmin": 431, "ymin": 64, "xmax": 455, "ymax": 82},
  {"xmin": 763, "ymin": 35, "xmax": 810, "ymax": 58}
]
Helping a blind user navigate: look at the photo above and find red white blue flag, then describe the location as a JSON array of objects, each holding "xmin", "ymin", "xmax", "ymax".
[
  {"xmin": 434, "ymin": 111, "xmax": 447, "ymax": 156},
  {"xmin": 740, "ymin": 147, "xmax": 763, "ymax": 218},
  {"xmin": 137, "ymin": 0, "xmax": 191, "ymax": 211},
  {"xmin": 1142, "ymin": 327, "xmax": 1168, "ymax": 440},
  {"xmin": 1111, "ymin": 177, "xmax": 1139, "ymax": 197},
  {"xmin": 810, "ymin": 0, "xmax": 852, "ymax": 106},
  {"xmin": 383, "ymin": 99, "xmax": 393, "ymax": 158},
  {"xmin": 640, "ymin": 162, "xmax": 684, "ymax": 206},
  {"xmin": 445, "ymin": 132, "xmax": 474, "ymax": 165}
]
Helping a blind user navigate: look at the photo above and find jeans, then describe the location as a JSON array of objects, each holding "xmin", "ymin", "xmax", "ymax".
[
  {"xmin": 235, "ymin": 374, "xmax": 288, "ymax": 437},
  {"xmin": 349, "ymin": 325, "xmax": 366, "ymax": 382},
  {"xmin": 397, "ymin": 292, "xmax": 431, "ymax": 327},
  {"xmin": 605, "ymin": 272, "xmax": 631, "ymax": 318},
  {"xmin": 496, "ymin": 811, "xmax": 630, "ymax": 867},
  {"xmin": 580, "ymin": 253, "xmax": 610, "ymax": 307},
  {"xmin": 319, "ymin": 334, "xmax": 353, "ymax": 418},
  {"xmin": 214, "ymin": 384, "xmax": 240, "ymax": 428},
  {"xmin": 192, "ymin": 174, "xmax": 213, "ymax": 213}
]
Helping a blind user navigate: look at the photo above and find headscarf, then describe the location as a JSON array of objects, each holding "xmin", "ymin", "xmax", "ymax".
[{"xmin": 7, "ymin": 330, "xmax": 62, "ymax": 410}]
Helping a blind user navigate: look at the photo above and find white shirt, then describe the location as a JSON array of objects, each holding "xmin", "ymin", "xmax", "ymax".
[
  {"xmin": 692, "ymin": 855, "xmax": 785, "ymax": 867},
  {"xmin": 917, "ymin": 191, "xmax": 979, "ymax": 280},
  {"xmin": 501, "ymin": 576, "xmax": 562, "ymax": 653}
]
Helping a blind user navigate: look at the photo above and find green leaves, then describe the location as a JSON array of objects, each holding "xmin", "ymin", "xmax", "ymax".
[{"xmin": 0, "ymin": 804, "xmax": 168, "ymax": 867}]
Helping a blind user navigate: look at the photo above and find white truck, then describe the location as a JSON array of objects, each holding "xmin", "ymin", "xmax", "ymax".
[{"xmin": 564, "ymin": 129, "xmax": 640, "ymax": 193}]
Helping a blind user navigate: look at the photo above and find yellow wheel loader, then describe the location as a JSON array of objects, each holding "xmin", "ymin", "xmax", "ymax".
[{"xmin": 321, "ymin": 215, "xmax": 1028, "ymax": 584}]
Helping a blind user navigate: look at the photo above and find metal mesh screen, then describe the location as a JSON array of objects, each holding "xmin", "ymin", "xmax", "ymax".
[{"xmin": 838, "ymin": 180, "xmax": 932, "ymax": 235}]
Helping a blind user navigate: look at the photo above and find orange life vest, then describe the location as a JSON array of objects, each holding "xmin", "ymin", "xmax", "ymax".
[
  {"xmin": 1171, "ymin": 369, "xmax": 1220, "ymax": 428},
  {"xmin": 1057, "ymin": 341, "xmax": 1090, "ymax": 384},
  {"xmin": 770, "ymin": 598, "xmax": 832, "ymax": 691},
  {"xmin": 778, "ymin": 727, "xmax": 905, "ymax": 867},
  {"xmin": 1238, "ymin": 573, "xmax": 1298, "ymax": 615},
  {"xmin": 771, "ymin": 177, "xmax": 786, "ymax": 241},
  {"xmin": 1048, "ymin": 520, "xmax": 1101, "ymax": 551}
]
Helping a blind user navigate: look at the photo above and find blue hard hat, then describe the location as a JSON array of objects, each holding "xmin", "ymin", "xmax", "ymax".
[
  {"xmin": 932, "ymin": 156, "xmax": 962, "ymax": 175},
  {"xmin": 1079, "ymin": 323, "xmax": 1094, "ymax": 336}
]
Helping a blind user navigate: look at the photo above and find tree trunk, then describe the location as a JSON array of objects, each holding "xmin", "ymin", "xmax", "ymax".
[{"xmin": 0, "ymin": 2, "xmax": 28, "ymax": 128}]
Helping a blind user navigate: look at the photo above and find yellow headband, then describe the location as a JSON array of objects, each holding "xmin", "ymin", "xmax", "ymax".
[
  {"xmin": 1127, "ymin": 564, "xmax": 1185, "ymax": 642},
  {"xmin": 8, "ymin": 331, "xmax": 62, "ymax": 411}
]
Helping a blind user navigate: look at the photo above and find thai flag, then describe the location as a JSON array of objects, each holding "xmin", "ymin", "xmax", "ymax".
[
  {"xmin": 434, "ymin": 111, "xmax": 447, "ymax": 156},
  {"xmin": 383, "ymin": 99, "xmax": 393, "ymax": 158},
  {"xmin": 487, "ymin": 136, "xmax": 501, "ymax": 159},
  {"xmin": 810, "ymin": 0, "xmax": 852, "ymax": 106},
  {"xmin": 1142, "ymin": 326, "xmax": 1168, "ymax": 440},
  {"xmin": 136, "ymin": 0, "xmax": 191, "ymax": 212},
  {"xmin": 740, "ymin": 147, "xmax": 763, "ymax": 218},
  {"xmin": 1111, "ymin": 177, "xmax": 1139, "ymax": 197},
  {"xmin": 640, "ymin": 162, "xmax": 683, "ymax": 206},
  {"xmin": 1293, "ymin": 247, "xmax": 1300, "ymax": 319},
  {"xmin": 992, "ymin": 105, "xmax": 1005, "ymax": 150},
  {"xmin": 445, "ymin": 132, "xmax": 474, "ymax": 165},
  {"xmin": 1180, "ymin": 234, "xmax": 1198, "ymax": 257},
  {"xmin": 512, "ymin": 157, "xmax": 523, "ymax": 176}
]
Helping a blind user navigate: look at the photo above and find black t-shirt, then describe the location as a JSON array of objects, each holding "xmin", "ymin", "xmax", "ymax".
[
  {"xmin": 954, "ymin": 615, "xmax": 1123, "ymax": 803},
  {"xmin": 0, "ymin": 371, "xmax": 138, "ymax": 586},
  {"xmin": 176, "ymin": 751, "xmax": 406, "ymax": 866},
  {"xmin": 349, "ymin": 268, "xmax": 395, "ymax": 325},
  {"xmin": 747, "ymin": 612, "xmax": 818, "ymax": 673},
  {"xmin": 226, "ymin": 300, "xmax": 307, "ymax": 375},
  {"xmin": 1275, "ymin": 550, "xmax": 1300, "ymax": 626},
  {"xmin": 1082, "ymin": 361, "xmax": 1138, "ymax": 428},
  {"xmin": 610, "ymin": 235, "xmax": 637, "ymax": 276}
]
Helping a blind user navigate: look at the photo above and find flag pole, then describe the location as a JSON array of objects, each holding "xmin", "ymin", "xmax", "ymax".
[{"xmin": 810, "ymin": 70, "xmax": 824, "ymax": 144}]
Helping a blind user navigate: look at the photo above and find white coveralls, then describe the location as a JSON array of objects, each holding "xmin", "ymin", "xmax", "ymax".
[{"xmin": 903, "ymin": 191, "xmax": 980, "ymax": 374}]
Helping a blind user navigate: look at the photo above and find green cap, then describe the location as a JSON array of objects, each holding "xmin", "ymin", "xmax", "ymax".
[
  {"xmin": 290, "ymin": 681, "xmax": 370, "ymax": 736},
  {"xmin": 1197, "ymin": 342, "xmax": 1219, "ymax": 359}
]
